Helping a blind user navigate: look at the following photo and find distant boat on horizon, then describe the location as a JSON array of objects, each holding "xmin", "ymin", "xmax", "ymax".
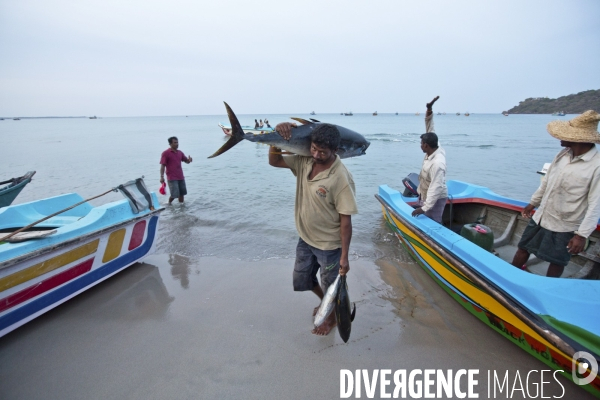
[
  {"xmin": 89, "ymin": 116, "xmax": 97, "ymax": 119},
  {"xmin": 344, "ymin": 111, "xmax": 353, "ymax": 116},
  {"xmin": 465, "ymin": 112, "xmax": 470, "ymax": 116},
  {"xmin": 502, "ymin": 111, "xmax": 509, "ymax": 116},
  {"xmin": 310, "ymin": 111, "xmax": 316, "ymax": 115},
  {"xmin": 373, "ymin": 111, "xmax": 377, "ymax": 116}
]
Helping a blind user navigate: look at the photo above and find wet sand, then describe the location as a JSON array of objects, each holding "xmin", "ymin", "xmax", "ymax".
[{"xmin": 0, "ymin": 254, "xmax": 593, "ymax": 399}]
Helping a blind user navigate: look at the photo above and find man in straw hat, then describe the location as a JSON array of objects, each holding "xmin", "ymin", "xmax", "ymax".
[{"xmin": 511, "ymin": 110, "xmax": 600, "ymax": 277}]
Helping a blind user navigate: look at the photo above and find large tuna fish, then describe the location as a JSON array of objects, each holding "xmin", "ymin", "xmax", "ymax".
[
  {"xmin": 313, "ymin": 275, "xmax": 341, "ymax": 328},
  {"xmin": 335, "ymin": 275, "xmax": 356, "ymax": 343},
  {"xmin": 208, "ymin": 102, "xmax": 370, "ymax": 159}
]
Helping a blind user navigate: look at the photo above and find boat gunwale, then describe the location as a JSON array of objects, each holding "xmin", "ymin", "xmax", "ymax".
[
  {"xmin": 402, "ymin": 189, "xmax": 600, "ymax": 236},
  {"xmin": 375, "ymin": 193, "xmax": 587, "ymax": 361},
  {"xmin": 0, "ymin": 207, "xmax": 164, "ymax": 271},
  {"xmin": 0, "ymin": 179, "xmax": 30, "ymax": 195},
  {"xmin": 0, "ymin": 171, "xmax": 35, "ymax": 192}
]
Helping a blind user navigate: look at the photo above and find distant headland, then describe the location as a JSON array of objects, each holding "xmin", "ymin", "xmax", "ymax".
[{"xmin": 504, "ymin": 89, "xmax": 600, "ymax": 114}]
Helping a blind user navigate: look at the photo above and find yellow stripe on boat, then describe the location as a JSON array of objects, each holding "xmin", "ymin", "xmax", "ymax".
[
  {"xmin": 102, "ymin": 229, "xmax": 126, "ymax": 263},
  {"xmin": 0, "ymin": 239, "xmax": 99, "ymax": 293},
  {"xmin": 385, "ymin": 211, "xmax": 569, "ymax": 359}
]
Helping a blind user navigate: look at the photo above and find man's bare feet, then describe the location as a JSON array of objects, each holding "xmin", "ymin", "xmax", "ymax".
[{"xmin": 312, "ymin": 312, "xmax": 337, "ymax": 336}]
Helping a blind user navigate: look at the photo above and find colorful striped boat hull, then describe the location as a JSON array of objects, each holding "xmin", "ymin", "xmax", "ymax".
[
  {"xmin": 376, "ymin": 181, "xmax": 600, "ymax": 398},
  {"xmin": 0, "ymin": 192, "xmax": 163, "ymax": 337}
]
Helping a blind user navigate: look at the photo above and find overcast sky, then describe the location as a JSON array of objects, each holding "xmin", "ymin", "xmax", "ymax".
[{"xmin": 1, "ymin": 0, "xmax": 599, "ymax": 117}]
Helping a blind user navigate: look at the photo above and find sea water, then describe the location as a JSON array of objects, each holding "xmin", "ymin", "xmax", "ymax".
[{"xmin": 0, "ymin": 113, "xmax": 571, "ymax": 261}]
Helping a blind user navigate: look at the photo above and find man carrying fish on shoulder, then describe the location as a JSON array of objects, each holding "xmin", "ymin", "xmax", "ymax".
[{"xmin": 269, "ymin": 122, "xmax": 358, "ymax": 336}]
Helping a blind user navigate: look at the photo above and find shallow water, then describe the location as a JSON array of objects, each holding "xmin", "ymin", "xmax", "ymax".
[{"xmin": 0, "ymin": 112, "xmax": 570, "ymax": 261}]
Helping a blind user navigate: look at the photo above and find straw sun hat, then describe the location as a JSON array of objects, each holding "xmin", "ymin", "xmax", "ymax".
[{"xmin": 547, "ymin": 110, "xmax": 600, "ymax": 143}]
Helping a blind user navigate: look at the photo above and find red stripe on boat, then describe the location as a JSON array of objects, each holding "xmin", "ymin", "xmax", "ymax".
[
  {"xmin": 0, "ymin": 258, "xmax": 94, "ymax": 313},
  {"xmin": 406, "ymin": 196, "xmax": 600, "ymax": 230},
  {"xmin": 128, "ymin": 220, "xmax": 146, "ymax": 250}
]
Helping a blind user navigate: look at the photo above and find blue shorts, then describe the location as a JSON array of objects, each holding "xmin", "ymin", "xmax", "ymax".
[
  {"xmin": 293, "ymin": 238, "xmax": 341, "ymax": 292},
  {"xmin": 167, "ymin": 179, "xmax": 187, "ymax": 198}
]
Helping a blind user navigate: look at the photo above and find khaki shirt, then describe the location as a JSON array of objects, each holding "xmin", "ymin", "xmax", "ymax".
[
  {"xmin": 284, "ymin": 155, "xmax": 358, "ymax": 250},
  {"xmin": 531, "ymin": 145, "xmax": 600, "ymax": 238}
]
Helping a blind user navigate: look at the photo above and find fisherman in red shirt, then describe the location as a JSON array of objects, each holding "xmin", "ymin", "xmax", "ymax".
[{"xmin": 160, "ymin": 136, "xmax": 193, "ymax": 204}]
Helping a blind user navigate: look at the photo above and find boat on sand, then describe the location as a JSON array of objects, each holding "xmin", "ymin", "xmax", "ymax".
[
  {"xmin": 376, "ymin": 178, "xmax": 600, "ymax": 397},
  {"xmin": 0, "ymin": 178, "xmax": 164, "ymax": 337}
]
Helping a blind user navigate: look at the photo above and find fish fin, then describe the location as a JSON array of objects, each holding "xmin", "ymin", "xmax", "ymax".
[
  {"xmin": 309, "ymin": 118, "xmax": 321, "ymax": 123},
  {"xmin": 290, "ymin": 117, "xmax": 312, "ymax": 125},
  {"xmin": 208, "ymin": 102, "xmax": 245, "ymax": 158},
  {"xmin": 350, "ymin": 303, "xmax": 356, "ymax": 322}
]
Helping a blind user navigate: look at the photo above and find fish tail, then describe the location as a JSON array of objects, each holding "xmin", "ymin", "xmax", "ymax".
[{"xmin": 207, "ymin": 102, "xmax": 245, "ymax": 158}]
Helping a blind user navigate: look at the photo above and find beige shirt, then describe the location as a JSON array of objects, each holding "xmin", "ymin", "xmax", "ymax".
[
  {"xmin": 284, "ymin": 155, "xmax": 358, "ymax": 250},
  {"xmin": 417, "ymin": 147, "xmax": 448, "ymax": 211},
  {"xmin": 417, "ymin": 113, "xmax": 448, "ymax": 211},
  {"xmin": 530, "ymin": 145, "xmax": 600, "ymax": 238}
]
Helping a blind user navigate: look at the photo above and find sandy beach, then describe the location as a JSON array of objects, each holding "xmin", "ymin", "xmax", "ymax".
[
  {"xmin": 1, "ymin": 113, "xmax": 597, "ymax": 399},
  {"xmin": 0, "ymin": 253, "xmax": 591, "ymax": 399}
]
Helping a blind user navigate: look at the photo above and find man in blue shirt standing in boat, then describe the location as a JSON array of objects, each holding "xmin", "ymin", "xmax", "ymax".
[
  {"xmin": 511, "ymin": 111, "xmax": 600, "ymax": 277},
  {"xmin": 412, "ymin": 96, "xmax": 448, "ymax": 224}
]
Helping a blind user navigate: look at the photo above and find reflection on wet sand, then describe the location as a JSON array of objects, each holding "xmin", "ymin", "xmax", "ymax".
[
  {"xmin": 168, "ymin": 253, "xmax": 200, "ymax": 289},
  {"xmin": 90, "ymin": 262, "xmax": 174, "ymax": 320}
]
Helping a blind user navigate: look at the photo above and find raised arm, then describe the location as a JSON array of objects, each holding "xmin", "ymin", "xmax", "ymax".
[
  {"xmin": 268, "ymin": 122, "xmax": 296, "ymax": 168},
  {"xmin": 425, "ymin": 96, "xmax": 439, "ymax": 133},
  {"xmin": 426, "ymin": 96, "xmax": 439, "ymax": 116},
  {"xmin": 269, "ymin": 146, "xmax": 289, "ymax": 168}
]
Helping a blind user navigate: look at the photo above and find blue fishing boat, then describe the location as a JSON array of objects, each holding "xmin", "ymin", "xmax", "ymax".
[
  {"xmin": 0, "ymin": 178, "xmax": 164, "ymax": 337},
  {"xmin": 0, "ymin": 171, "xmax": 36, "ymax": 208},
  {"xmin": 376, "ymin": 179, "xmax": 600, "ymax": 397},
  {"xmin": 218, "ymin": 123, "xmax": 274, "ymax": 136}
]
